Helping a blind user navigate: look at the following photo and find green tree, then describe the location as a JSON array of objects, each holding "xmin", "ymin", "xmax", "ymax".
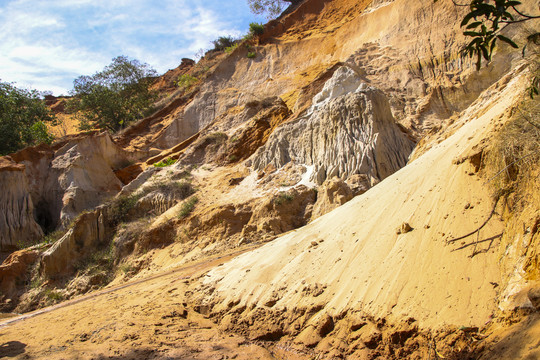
[
  {"xmin": 247, "ymin": 0, "xmax": 301, "ymax": 19},
  {"xmin": 0, "ymin": 81, "xmax": 56, "ymax": 156},
  {"xmin": 68, "ymin": 56, "xmax": 158, "ymax": 132}
]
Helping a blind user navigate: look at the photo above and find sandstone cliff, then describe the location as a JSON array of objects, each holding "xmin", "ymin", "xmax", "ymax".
[
  {"xmin": 0, "ymin": 158, "xmax": 42, "ymax": 251},
  {"xmin": 0, "ymin": 0, "xmax": 538, "ymax": 358},
  {"xmin": 249, "ymin": 66, "xmax": 415, "ymax": 184}
]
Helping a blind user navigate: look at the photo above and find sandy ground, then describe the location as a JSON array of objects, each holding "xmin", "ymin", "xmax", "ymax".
[{"xmin": 0, "ymin": 246, "xmax": 289, "ymax": 360}]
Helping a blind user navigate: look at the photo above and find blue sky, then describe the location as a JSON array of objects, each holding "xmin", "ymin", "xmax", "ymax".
[{"xmin": 0, "ymin": 0, "xmax": 266, "ymax": 95}]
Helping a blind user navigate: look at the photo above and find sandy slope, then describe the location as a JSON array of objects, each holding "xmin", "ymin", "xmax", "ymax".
[{"xmin": 198, "ymin": 66, "xmax": 529, "ymax": 329}]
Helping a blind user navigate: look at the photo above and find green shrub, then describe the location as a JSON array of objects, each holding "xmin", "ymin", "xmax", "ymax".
[
  {"xmin": 249, "ymin": 22, "xmax": 265, "ymax": 36},
  {"xmin": 44, "ymin": 289, "xmax": 64, "ymax": 302},
  {"xmin": 247, "ymin": 52, "xmax": 256, "ymax": 59},
  {"xmin": 225, "ymin": 43, "xmax": 240, "ymax": 54},
  {"xmin": 119, "ymin": 263, "xmax": 135, "ymax": 274},
  {"xmin": 175, "ymin": 74, "xmax": 198, "ymax": 89},
  {"xmin": 109, "ymin": 193, "xmax": 141, "ymax": 226},
  {"xmin": 178, "ymin": 196, "xmax": 199, "ymax": 218},
  {"xmin": 72, "ymin": 241, "xmax": 115, "ymax": 288},
  {"xmin": 274, "ymin": 192, "xmax": 294, "ymax": 205},
  {"xmin": 212, "ymin": 36, "xmax": 235, "ymax": 51},
  {"xmin": 43, "ymin": 229, "xmax": 66, "ymax": 245},
  {"xmin": 30, "ymin": 275, "xmax": 44, "ymax": 289},
  {"xmin": 153, "ymin": 157, "xmax": 176, "ymax": 167}
]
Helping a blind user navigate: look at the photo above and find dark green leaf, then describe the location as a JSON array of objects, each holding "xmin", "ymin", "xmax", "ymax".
[
  {"xmin": 480, "ymin": 44, "xmax": 490, "ymax": 60},
  {"xmin": 497, "ymin": 34, "xmax": 518, "ymax": 48},
  {"xmin": 461, "ymin": 10, "xmax": 483, "ymax": 26},
  {"xmin": 464, "ymin": 31, "xmax": 483, "ymax": 37},
  {"xmin": 466, "ymin": 21, "xmax": 483, "ymax": 29}
]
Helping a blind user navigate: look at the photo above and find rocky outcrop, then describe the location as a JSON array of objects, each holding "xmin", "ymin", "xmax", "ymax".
[
  {"xmin": 244, "ymin": 186, "xmax": 317, "ymax": 237},
  {"xmin": 145, "ymin": 0, "xmax": 517, "ymax": 153},
  {"xmin": 310, "ymin": 177, "xmax": 354, "ymax": 220},
  {"xmin": 9, "ymin": 133, "xmax": 144, "ymax": 233},
  {"xmin": 219, "ymin": 97, "xmax": 291, "ymax": 163},
  {"xmin": 41, "ymin": 208, "xmax": 107, "ymax": 278},
  {"xmin": 250, "ymin": 66, "xmax": 415, "ymax": 184},
  {"xmin": 0, "ymin": 157, "xmax": 43, "ymax": 250},
  {"xmin": 0, "ymin": 249, "xmax": 39, "ymax": 304}
]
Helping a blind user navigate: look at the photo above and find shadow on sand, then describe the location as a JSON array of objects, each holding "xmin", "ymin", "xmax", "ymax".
[{"xmin": 0, "ymin": 341, "xmax": 26, "ymax": 358}]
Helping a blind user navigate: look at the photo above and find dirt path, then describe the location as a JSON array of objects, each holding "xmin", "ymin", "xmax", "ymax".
[
  {"xmin": 0, "ymin": 244, "xmax": 285, "ymax": 360},
  {"xmin": 0, "ymin": 245, "xmax": 256, "ymax": 330}
]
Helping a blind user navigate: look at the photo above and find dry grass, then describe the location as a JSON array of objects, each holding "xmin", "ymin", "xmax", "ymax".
[
  {"xmin": 485, "ymin": 99, "xmax": 540, "ymax": 207},
  {"xmin": 145, "ymin": 180, "xmax": 195, "ymax": 200}
]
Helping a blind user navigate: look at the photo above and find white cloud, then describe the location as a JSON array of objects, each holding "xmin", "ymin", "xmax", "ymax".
[{"xmin": 0, "ymin": 0, "xmax": 259, "ymax": 95}]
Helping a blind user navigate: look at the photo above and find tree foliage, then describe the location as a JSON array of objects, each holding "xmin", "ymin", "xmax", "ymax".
[
  {"xmin": 0, "ymin": 81, "xmax": 56, "ymax": 156},
  {"xmin": 247, "ymin": 0, "xmax": 299, "ymax": 19},
  {"xmin": 440, "ymin": 1, "xmax": 538, "ymax": 65},
  {"xmin": 68, "ymin": 56, "xmax": 158, "ymax": 132},
  {"xmin": 249, "ymin": 22, "xmax": 265, "ymax": 36},
  {"xmin": 436, "ymin": 0, "xmax": 540, "ymax": 96}
]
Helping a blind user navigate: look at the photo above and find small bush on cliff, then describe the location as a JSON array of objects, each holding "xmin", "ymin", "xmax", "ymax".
[
  {"xmin": 109, "ymin": 193, "xmax": 141, "ymax": 226},
  {"xmin": 68, "ymin": 56, "xmax": 157, "ymax": 132},
  {"xmin": 153, "ymin": 157, "xmax": 177, "ymax": 167},
  {"xmin": 274, "ymin": 192, "xmax": 294, "ymax": 205},
  {"xmin": 44, "ymin": 289, "xmax": 64, "ymax": 303},
  {"xmin": 43, "ymin": 229, "xmax": 65, "ymax": 245},
  {"xmin": 225, "ymin": 43, "xmax": 240, "ymax": 54},
  {"xmin": 178, "ymin": 196, "xmax": 199, "ymax": 218},
  {"xmin": 0, "ymin": 81, "xmax": 57, "ymax": 155},
  {"xmin": 175, "ymin": 74, "xmax": 198, "ymax": 90},
  {"xmin": 119, "ymin": 263, "xmax": 135, "ymax": 274},
  {"xmin": 249, "ymin": 22, "xmax": 265, "ymax": 36},
  {"xmin": 212, "ymin": 36, "xmax": 235, "ymax": 51}
]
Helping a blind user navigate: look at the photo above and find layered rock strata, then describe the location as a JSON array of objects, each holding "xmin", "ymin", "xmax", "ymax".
[{"xmin": 250, "ymin": 66, "xmax": 415, "ymax": 184}]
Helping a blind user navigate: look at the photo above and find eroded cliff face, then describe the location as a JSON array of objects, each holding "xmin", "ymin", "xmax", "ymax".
[
  {"xmin": 8, "ymin": 132, "xmax": 146, "ymax": 234},
  {"xmin": 141, "ymin": 0, "xmax": 519, "ymax": 154},
  {"xmin": 1, "ymin": 0, "xmax": 538, "ymax": 358},
  {"xmin": 0, "ymin": 158, "xmax": 43, "ymax": 251},
  {"xmin": 2, "ymin": 0, "xmax": 523, "ymax": 250},
  {"xmin": 249, "ymin": 66, "xmax": 414, "ymax": 184}
]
